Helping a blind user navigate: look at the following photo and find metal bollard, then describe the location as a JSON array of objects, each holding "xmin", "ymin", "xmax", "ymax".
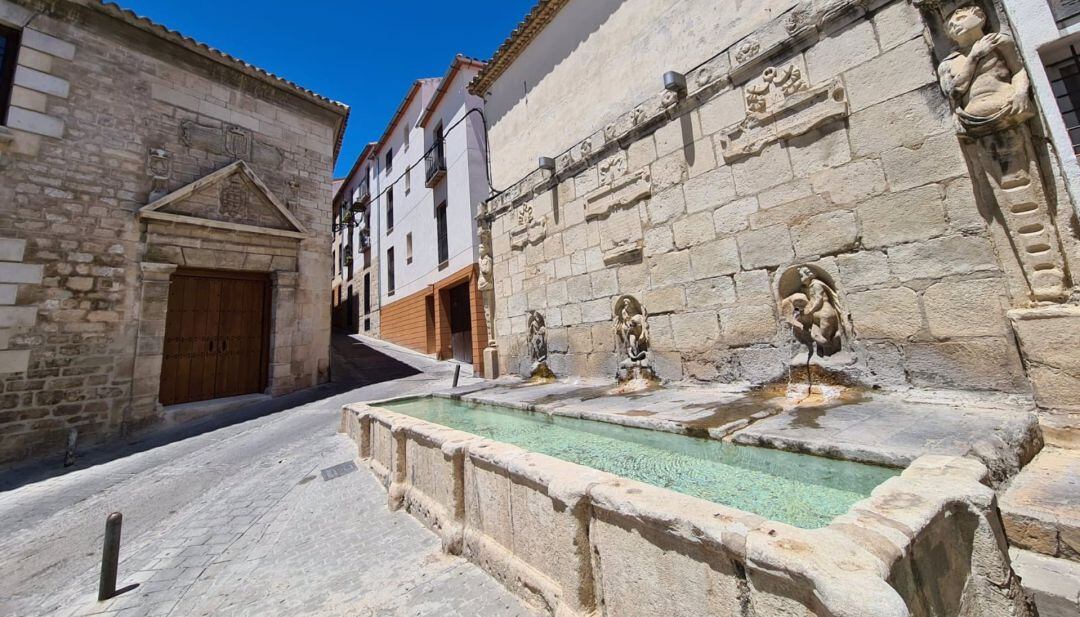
[
  {"xmin": 98, "ymin": 512, "xmax": 123, "ymax": 601},
  {"xmin": 452, "ymin": 364, "xmax": 461, "ymax": 388}
]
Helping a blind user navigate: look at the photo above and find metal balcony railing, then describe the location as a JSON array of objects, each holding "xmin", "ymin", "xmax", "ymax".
[
  {"xmin": 355, "ymin": 178, "xmax": 370, "ymax": 204},
  {"xmin": 424, "ymin": 142, "xmax": 446, "ymax": 187}
]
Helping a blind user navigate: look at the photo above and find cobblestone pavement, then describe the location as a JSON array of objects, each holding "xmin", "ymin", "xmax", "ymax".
[{"xmin": 0, "ymin": 334, "xmax": 535, "ymax": 617}]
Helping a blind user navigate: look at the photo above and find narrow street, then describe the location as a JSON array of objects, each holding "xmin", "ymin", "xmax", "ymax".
[{"xmin": 0, "ymin": 334, "xmax": 535, "ymax": 617}]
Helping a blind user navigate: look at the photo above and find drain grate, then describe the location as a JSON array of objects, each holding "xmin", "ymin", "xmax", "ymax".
[{"xmin": 320, "ymin": 461, "xmax": 358, "ymax": 481}]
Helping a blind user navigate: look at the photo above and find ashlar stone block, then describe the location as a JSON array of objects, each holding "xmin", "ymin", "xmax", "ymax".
[
  {"xmin": 719, "ymin": 304, "xmax": 777, "ymax": 346},
  {"xmin": 712, "ymin": 196, "xmax": 758, "ymax": 236},
  {"xmin": 683, "ymin": 166, "xmax": 737, "ymax": 214},
  {"xmin": 791, "ymin": 210, "xmax": 858, "ymax": 257},
  {"xmin": 844, "ymin": 38, "xmax": 935, "ymax": 112},
  {"xmin": 672, "ymin": 211, "xmax": 716, "ymax": 249},
  {"xmin": 689, "ymin": 237, "xmax": 740, "ymax": 277},
  {"xmin": 736, "ymin": 225, "xmax": 794, "ymax": 270},
  {"xmin": 887, "ymin": 235, "xmax": 998, "ymax": 282},
  {"xmin": 810, "ymin": 158, "xmax": 887, "ymax": 205},
  {"xmin": 730, "ymin": 142, "xmax": 793, "ymax": 196},
  {"xmin": 880, "ymin": 132, "xmax": 968, "ymax": 192},
  {"xmin": 847, "ymin": 287, "xmax": 922, "ymax": 339},
  {"xmin": 857, "ymin": 184, "xmax": 948, "ymax": 249},
  {"xmin": 670, "ymin": 311, "xmax": 720, "ymax": 349},
  {"xmin": 923, "ymin": 278, "xmax": 1009, "ymax": 338}
]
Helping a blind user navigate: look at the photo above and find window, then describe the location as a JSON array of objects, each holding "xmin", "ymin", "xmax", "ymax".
[
  {"xmin": 386, "ymin": 188, "xmax": 394, "ymax": 231},
  {"xmin": 387, "ymin": 247, "xmax": 395, "ymax": 295},
  {"xmin": 385, "ymin": 147, "xmax": 393, "ymax": 171},
  {"xmin": 403, "ymin": 124, "xmax": 410, "ymax": 149},
  {"xmin": 405, "ymin": 166, "xmax": 411, "ymax": 193},
  {"xmin": 363, "ymin": 273, "xmax": 370, "ymax": 313},
  {"xmin": 406, "ymin": 232, "xmax": 413, "ymax": 264},
  {"xmin": 1047, "ymin": 45, "xmax": 1080, "ymax": 154},
  {"xmin": 0, "ymin": 24, "xmax": 20, "ymax": 124},
  {"xmin": 436, "ymin": 201, "xmax": 449, "ymax": 266}
]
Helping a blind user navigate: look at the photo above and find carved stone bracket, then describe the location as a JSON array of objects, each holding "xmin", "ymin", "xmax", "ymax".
[
  {"xmin": 720, "ymin": 75, "xmax": 848, "ymax": 163},
  {"xmin": 584, "ymin": 168, "xmax": 651, "ymax": 220},
  {"xmin": 509, "ymin": 202, "xmax": 547, "ymax": 250}
]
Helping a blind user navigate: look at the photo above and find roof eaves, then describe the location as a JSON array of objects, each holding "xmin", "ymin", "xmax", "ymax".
[
  {"xmin": 467, "ymin": 0, "xmax": 571, "ymax": 96},
  {"xmin": 372, "ymin": 78, "xmax": 440, "ymax": 155},
  {"xmin": 419, "ymin": 55, "xmax": 486, "ymax": 128}
]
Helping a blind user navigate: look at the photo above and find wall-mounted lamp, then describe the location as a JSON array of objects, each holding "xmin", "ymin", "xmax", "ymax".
[
  {"xmin": 663, "ymin": 71, "xmax": 687, "ymax": 96},
  {"xmin": 538, "ymin": 156, "xmax": 556, "ymax": 171}
]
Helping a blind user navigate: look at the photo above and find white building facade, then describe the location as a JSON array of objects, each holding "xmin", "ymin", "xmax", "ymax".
[
  {"xmin": 332, "ymin": 143, "xmax": 379, "ymax": 336},
  {"xmin": 366, "ymin": 57, "xmax": 492, "ymax": 369}
]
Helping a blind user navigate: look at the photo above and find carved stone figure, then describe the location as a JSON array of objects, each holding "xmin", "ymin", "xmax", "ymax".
[
  {"xmin": 937, "ymin": 5, "xmax": 1068, "ymax": 302},
  {"xmin": 613, "ymin": 295, "xmax": 652, "ymax": 382},
  {"xmin": 780, "ymin": 266, "xmax": 844, "ymax": 360},
  {"xmin": 477, "ymin": 228, "xmax": 496, "ymax": 348},
  {"xmin": 525, "ymin": 310, "xmax": 553, "ymax": 380}
]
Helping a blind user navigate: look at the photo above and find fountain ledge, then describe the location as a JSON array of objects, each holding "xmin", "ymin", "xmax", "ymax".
[{"xmin": 340, "ymin": 399, "xmax": 1032, "ymax": 617}]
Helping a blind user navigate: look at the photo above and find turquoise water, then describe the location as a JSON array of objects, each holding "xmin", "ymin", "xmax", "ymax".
[{"xmin": 379, "ymin": 397, "xmax": 899, "ymax": 529}]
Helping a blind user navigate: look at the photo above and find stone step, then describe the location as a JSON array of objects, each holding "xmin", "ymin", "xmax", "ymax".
[
  {"xmin": 1011, "ymin": 549, "xmax": 1080, "ymax": 617},
  {"xmin": 1000, "ymin": 447, "xmax": 1080, "ymax": 562}
]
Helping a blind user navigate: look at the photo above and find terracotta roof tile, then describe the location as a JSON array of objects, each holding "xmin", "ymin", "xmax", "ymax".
[{"xmin": 468, "ymin": 0, "xmax": 571, "ymax": 96}]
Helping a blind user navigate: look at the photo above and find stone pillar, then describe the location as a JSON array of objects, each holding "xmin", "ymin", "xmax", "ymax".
[
  {"xmin": 477, "ymin": 217, "xmax": 499, "ymax": 380},
  {"xmin": 270, "ymin": 271, "xmax": 298, "ymax": 396},
  {"xmin": 126, "ymin": 262, "xmax": 177, "ymax": 428}
]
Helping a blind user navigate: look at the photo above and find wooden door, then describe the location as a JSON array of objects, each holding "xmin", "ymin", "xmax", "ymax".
[
  {"xmin": 160, "ymin": 270, "xmax": 270, "ymax": 406},
  {"xmin": 448, "ymin": 283, "xmax": 472, "ymax": 364}
]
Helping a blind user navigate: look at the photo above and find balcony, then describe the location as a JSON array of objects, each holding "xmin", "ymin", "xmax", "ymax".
[
  {"xmin": 424, "ymin": 142, "xmax": 446, "ymax": 188},
  {"xmin": 354, "ymin": 178, "xmax": 370, "ymax": 204}
]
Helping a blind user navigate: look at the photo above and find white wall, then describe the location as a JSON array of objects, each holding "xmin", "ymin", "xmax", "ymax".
[
  {"xmin": 379, "ymin": 68, "xmax": 488, "ymax": 306},
  {"xmin": 481, "ymin": 0, "xmax": 798, "ymax": 188}
]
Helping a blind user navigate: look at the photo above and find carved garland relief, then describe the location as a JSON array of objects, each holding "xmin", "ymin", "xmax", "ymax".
[{"xmin": 719, "ymin": 60, "xmax": 848, "ymax": 163}]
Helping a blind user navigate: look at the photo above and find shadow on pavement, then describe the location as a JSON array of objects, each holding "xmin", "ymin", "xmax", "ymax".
[{"xmin": 0, "ymin": 334, "xmax": 425, "ymax": 493}]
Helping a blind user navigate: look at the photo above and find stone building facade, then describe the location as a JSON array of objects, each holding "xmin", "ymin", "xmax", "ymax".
[
  {"xmin": 473, "ymin": 0, "xmax": 1080, "ymax": 441},
  {"xmin": 0, "ymin": 0, "xmax": 347, "ymax": 465}
]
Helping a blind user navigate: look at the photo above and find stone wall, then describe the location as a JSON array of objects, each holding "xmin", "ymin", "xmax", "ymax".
[
  {"xmin": 0, "ymin": 0, "xmax": 345, "ymax": 464},
  {"xmin": 483, "ymin": 0, "xmax": 1079, "ymax": 399}
]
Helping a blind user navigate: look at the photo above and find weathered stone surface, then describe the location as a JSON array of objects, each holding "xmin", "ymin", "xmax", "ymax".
[
  {"xmin": 791, "ymin": 210, "xmax": 858, "ymax": 257},
  {"xmin": 683, "ymin": 166, "xmax": 737, "ymax": 213},
  {"xmin": 847, "ymin": 287, "xmax": 922, "ymax": 339},
  {"xmin": 857, "ymin": 185, "xmax": 947, "ymax": 249},
  {"xmin": 689, "ymin": 237, "xmax": 740, "ymax": 277},
  {"xmin": 737, "ymin": 225, "xmax": 794, "ymax": 270},
  {"xmin": 837, "ymin": 250, "xmax": 891, "ymax": 288},
  {"xmin": 923, "ymin": 278, "xmax": 1009, "ymax": 338},
  {"xmin": 848, "ymin": 86, "xmax": 953, "ymax": 157},
  {"xmin": 719, "ymin": 304, "xmax": 776, "ymax": 346},
  {"xmin": 730, "ymin": 142, "xmax": 793, "ymax": 196},
  {"xmin": 1001, "ymin": 447, "xmax": 1080, "ymax": 562},
  {"xmin": 712, "ymin": 196, "xmax": 759, "ymax": 235},
  {"xmin": 1009, "ymin": 306, "xmax": 1080, "ymax": 414},
  {"xmin": 887, "ymin": 235, "xmax": 998, "ymax": 282},
  {"xmin": 843, "ymin": 38, "xmax": 936, "ymax": 112},
  {"xmin": 905, "ymin": 338, "xmax": 1028, "ymax": 393},
  {"xmin": 810, "ymin": 158, "xmax": 887, "ymax": 204},
  {"xmin": 880, "ymin": 132, "xmax": 968, "ymax": 192},
  {"xmin": 671, "ymin": 311, "xmax": 721, "ymax": 349}
]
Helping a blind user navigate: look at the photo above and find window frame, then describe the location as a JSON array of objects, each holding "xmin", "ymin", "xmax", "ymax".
[
  {"xmin": 435, "ymin": 200, "xmax": 449, "ymax": 267},
  {"xmin": 387, "ymin": 246, "xmax": 396, "ymax": 295},
  {"xmin": 0, "ymin": 23, "xmax": 21, "ymax": 126}
]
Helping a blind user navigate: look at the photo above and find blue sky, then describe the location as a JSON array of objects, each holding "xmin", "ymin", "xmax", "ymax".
[{"xmin": 118, "ymin": 0, "xmax": 537, "ymax": 177}]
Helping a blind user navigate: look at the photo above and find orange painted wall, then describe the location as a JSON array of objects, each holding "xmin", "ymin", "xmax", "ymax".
[{"xmin": 379, "ymin": 263, "xmax": 488, "ymax": 373}]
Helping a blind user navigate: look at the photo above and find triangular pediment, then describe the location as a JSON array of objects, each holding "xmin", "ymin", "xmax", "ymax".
[{"xmin": 138, "ymin": 161, "xmax": 308, "ymax": 239}]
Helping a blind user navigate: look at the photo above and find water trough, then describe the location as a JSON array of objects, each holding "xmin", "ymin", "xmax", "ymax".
[{"xmin": 340, "ymin": 394, "xmax": 1032, "ymax": 616}]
